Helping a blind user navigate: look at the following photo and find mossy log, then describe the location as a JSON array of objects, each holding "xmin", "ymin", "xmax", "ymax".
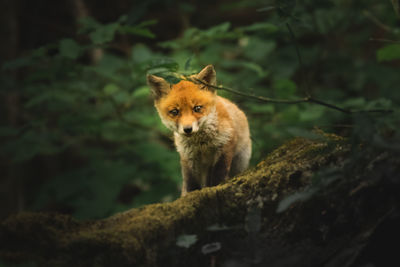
[{"xmin": 1, "ymin": 137, "xmax": 399, "ymax": 267}]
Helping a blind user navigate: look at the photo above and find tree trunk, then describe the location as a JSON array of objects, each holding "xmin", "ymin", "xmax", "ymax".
[
  {"xmin": 0, "ymin": 0, "xmax": 24, "ymax": 220},
  {"xmin": 0, "ymin": 136, "xmax": 399, "ymax": 267}
]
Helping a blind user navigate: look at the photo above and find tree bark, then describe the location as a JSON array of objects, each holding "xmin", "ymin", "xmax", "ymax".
[
  {"xmin": 0, "ymin": 0, "xmax": 24, "ymax": 220},
  {"xmin": 0, "ymin": 136, "xmax": 399, "ymax": 267}
]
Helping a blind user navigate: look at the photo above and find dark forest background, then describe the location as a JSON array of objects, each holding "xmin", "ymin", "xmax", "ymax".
[{"xmin": 0, "ymin": 0, "xmax": 399, "ymax": 224}]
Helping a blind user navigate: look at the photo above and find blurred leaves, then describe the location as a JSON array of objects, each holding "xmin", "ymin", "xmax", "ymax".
[
  {"xmin": 59, "ymin": 39, "xmax": 81, "ymax": 59},
  {"xmin": 377, "ymin": 44, "xmax": 400, "ymax": 62},
  {"xmin": 391, "ymin": 0, "xmax": 400, "ymax": 17},
  {"xmin": 78, "ymin": 16, "xmax": 156, "ymax": 45}
]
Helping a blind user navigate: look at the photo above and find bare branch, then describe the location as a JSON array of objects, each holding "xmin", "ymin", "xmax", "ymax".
[
  {"xmin": 369, "ymin": 38, "xmax": 400, "ymax": 44},
  {"xmin": 363, "ymin": 10, "xmax": 396, "ymax": 33},
  {"xmin": 187, "ymin": 78, "xmax": 393, "ymax": 114}
]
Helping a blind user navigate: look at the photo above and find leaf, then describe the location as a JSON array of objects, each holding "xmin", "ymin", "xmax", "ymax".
[
  {"xmin": 204, "ymin": 22, "xmax": 231, "ymax": 37},
  {"xmin": 131, "ymin": 44, "xmax": 152, "ymax": 63},
  {"xmin": 147, "ymin": 58, "xmax": 180, "ymax": 76},
  {"xmin": 299, "ymin": 106, "xmax": 324, "ymax": 121},
  {"xmin": 377, "ymin": 44, "xmax": 400, "ymax": 62},
  {"xmin": 240, "ymin": 22, "xmax": 278, "ymax": 33},
  {"xmin": 113, "ymin": 91, "xmax": 130, "ymax": 104},
  {"xmin": 201, "ymin": 242, "xmax": 221, "ymax": 255},
  {"xmin": 136, "ymin": 19, "xmax": 158, "ymax": 28},
  {"xmin": 243, "ymin": 38, "xmax": 276, "ymax": 62},
  {"xmin": 0, "ymin": 126, "xmax": 19, "ymax": 137},
  {"xmin": 184, "ymin": 55, "xmax": 193, "ymax": 71},
  {"xmin": 2, "ymin": 57, "xmax": 32, "ymax": 70},
  {"xmin": 176, "ymin": 234, "xmax": 197, "ymax": 248},
  {"xmin": 286, "ymin": 128, "xmax": 323, "ymax": 140},
  {"xmin": 103, "ymin": 83, "xmax": 120, "ymax": 95},
  {"xmin": 119, "ymin": 26, "xmax": 155, "ymax": 38},
  {"xmin": 241, "ymin": 62, "xmax": 267, "ymax": 77},
  {"xmin": 131, "ymin": 86, "xmax": 150, "ymax": 99},
  {"xmin": 222, "ymin": 60, "xmax": 268, "ymax": 77},
  {"xmin": 276, "ymin": 188, "xmax": 317, "ymax": 213},
  {"xmin": 247, "ymin": 103, "xmax": 275, "ymax": 114},
  {"xmin": 206, "ymin": 224, "xmax": 234, "ymax": 231},
  {"xmin": 149, "ymin": 58, "xmax": 179, "ymax": 71},
  {"xmin": 59, "ymin": 39, "xmax": 81, "ymax": 59},
  {"xmin": 280, "ymin": 105, "xmax": 300, "ymax": 122},
  {"xmin": 276, "ymin": 0, "xmax": 297, "ymax": 18},
  {"xmin": 391, "ymin": 0, "xmax": 400, "ymax": 17},
  {"xmin": 78, "ymin": 17, "xmax": 101, "ymax": 34},
  {"xmin": 2, "ymin": 47, "xmax": 48, "ymax": 70},
  {"xmin": 365, "ymin": 98, "xmax": 392, "ymax": 110},
  {"xmin": 274, "ymin": 79, "xmax": 297, "ymax": 98},
  {"xmin": 245, "ymin": 206, "xmax": 261, "ymax": 233},
  {"xmin": 278, "ymin": 167, "xmax": 342, "ymax": 213},
  {"xmin": 24, "ymin": 91, "xmax": 75, "ymax": 108},
  {"xmin": 343, "ymin": 97, "xmax": 366, "ymax": 109},
  {"xmin": 164, "ymin": 75, "xmax": 181, "ymax": 84},
  {"xmin": 89, "ymin": 23, "xmax": 119, "ymax": 44}
]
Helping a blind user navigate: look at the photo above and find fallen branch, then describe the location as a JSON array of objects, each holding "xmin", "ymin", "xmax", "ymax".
[{"xmin": 1, "ymin": 136, "xmax": 399, "ymax": 266}]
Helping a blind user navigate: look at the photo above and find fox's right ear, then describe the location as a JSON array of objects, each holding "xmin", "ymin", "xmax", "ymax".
[{"xmin": 147, "ymin": 74, "xmax": 170, "ymax": 100}]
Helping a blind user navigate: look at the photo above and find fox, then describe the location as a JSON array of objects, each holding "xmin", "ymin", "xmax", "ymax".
[{"xmin": 147, "ymin": 65, "xmax": 251, "ymax": 196}]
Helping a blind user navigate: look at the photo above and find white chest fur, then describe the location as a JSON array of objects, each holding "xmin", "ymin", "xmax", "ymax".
[
  {"xmin": 174, "ymin": 108, "xmax": 231, "ymax": 160},
  {"xmin": 174, "ymin": 108, "xmax": 232, "ymax": 185}
]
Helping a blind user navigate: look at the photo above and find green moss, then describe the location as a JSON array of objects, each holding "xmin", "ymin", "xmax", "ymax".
[{"xmin": 0, "ymin": 136, "xmax": 348, "ymax": 266}]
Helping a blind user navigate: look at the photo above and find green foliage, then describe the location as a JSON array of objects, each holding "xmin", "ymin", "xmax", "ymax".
[
  {"xmin": 78, "ymin": 16, "xmax": 156, "ymax": 44},
  {"xmin": 377, "ymin": 44, "xmax": 400, "ymax": 62},
  {"xmin": 1, "ymin": 19, "xmax": 181, "ymax": 219}
]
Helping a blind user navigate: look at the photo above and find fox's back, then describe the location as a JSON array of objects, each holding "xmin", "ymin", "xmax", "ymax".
[
  {"xmin": 215, "ymin": 96, "xmax": 251, "ymax": 176},
  {"xmin": 216, "ymin": 96, "xmax": 250, "ymax": 148}
]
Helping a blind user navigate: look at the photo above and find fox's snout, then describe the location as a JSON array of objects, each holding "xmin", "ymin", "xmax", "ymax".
[
  {"xmin": 178, "ymin": 119, "xmax": 199, "ymax": 135},
  {"xmin": 183, "ymin": 126, "xmax": 192, "ymax": 134}
]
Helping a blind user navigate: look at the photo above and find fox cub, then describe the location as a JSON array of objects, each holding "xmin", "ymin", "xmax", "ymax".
[{"xmin": 147, "ymin": 65, "xmax": 251, "ymax": 196}]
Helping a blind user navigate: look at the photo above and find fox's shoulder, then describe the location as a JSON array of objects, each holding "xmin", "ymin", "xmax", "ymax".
[
  {"xmin": 216, "ymin": 96, "xmax": 247, "ymax": 119},
  {"xmin": 215, "ymin": 95, "xmax": 249, "ymax": 134}
]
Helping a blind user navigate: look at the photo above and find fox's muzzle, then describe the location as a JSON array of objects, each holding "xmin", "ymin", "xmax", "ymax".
[{"xmin": 179, "ymin": 122, "xmax": 199, "ymax": 135}]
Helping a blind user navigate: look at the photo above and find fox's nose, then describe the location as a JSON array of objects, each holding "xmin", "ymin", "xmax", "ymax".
[{"xmin": 184, "ymin": 127, "xmax": 193, "ymax": 134}]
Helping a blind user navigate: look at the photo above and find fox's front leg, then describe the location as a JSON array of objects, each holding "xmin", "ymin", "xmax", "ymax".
[
  {"xmin": 207, "ymin": 153, "xmax": 233, "ymax": 187},
  {"xmin": 180, "ymin": 158, "xmax": 200, "ymax": 196}
]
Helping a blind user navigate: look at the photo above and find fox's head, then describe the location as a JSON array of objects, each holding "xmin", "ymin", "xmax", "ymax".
[{"xmin": 147, "ymin": 65, "xmax": 217, "ymax": 136}]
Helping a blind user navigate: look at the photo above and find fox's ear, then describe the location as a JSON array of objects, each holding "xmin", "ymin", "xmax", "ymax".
[
  {"xmin": 196, "ymin": 65, "xmax": 216, "ymax": 88},
  {"xmin": 147, "ymin": 74, "xmax": 170, "ymax": 100}
]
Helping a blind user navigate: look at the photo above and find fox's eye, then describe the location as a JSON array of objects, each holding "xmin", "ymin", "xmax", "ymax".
[
  {"xmin": 193, "ymin": 105, "xmax": 203, "ymax": 113},
  {"xmin": 169, "ymin": 108, "xmax": 179, "ymax": 116}
]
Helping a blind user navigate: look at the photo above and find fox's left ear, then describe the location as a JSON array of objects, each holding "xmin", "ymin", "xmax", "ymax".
[
  {"xmin": 147, "ymin": 74, "xmax": 170, "ymax": 100},
  {"xmin": 196, "ymin": 65, "xmax": 217, "ymax": 89}
]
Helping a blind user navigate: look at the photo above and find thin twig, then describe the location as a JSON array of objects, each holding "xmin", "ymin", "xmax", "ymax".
[
  {"xmin": 369, "ymin": 38, "xmax": 400, "ymax": 44},
  {"xmin": 188, "ymin": 77, "xmax": 307, "ymax": 104},
  {"xmin": 285, "ymin": 22, "xmax": 311, "ymax": 97},
  {"xmin": 188, "ymin": 78, "xmax": 393, "ymax": 114},
  {"xmin": 307, "ymin": 97, "xmax": 351, "ymax": 114},
  {"xmin": 363, "ymin": 10, "xmax": 395, "ymax": 33}
]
